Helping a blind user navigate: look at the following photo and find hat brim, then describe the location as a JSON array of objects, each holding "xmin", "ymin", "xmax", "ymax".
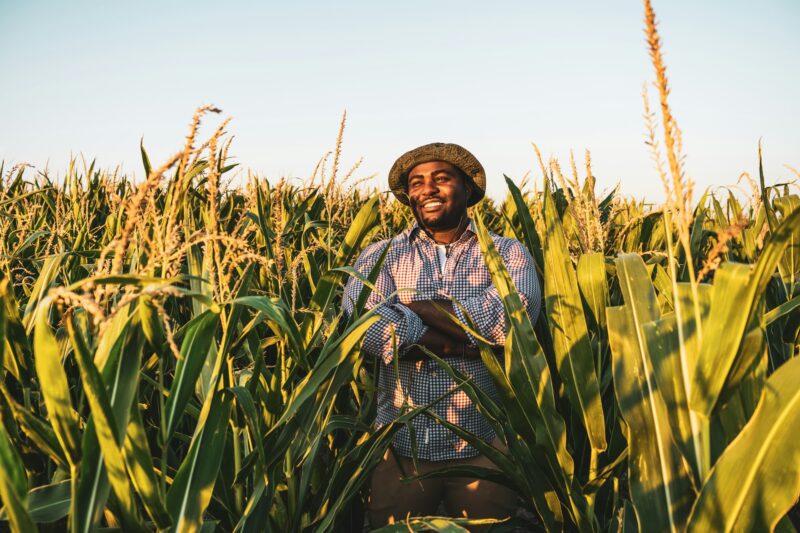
[{"xmin": 388, "ymin": 143, "xmax": 486, "ymax": 206}]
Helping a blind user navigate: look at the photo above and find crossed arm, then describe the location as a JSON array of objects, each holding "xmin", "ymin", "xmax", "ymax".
[
  {"xmin": 343, "ymin": 240, "xmax": 540, "ymax": 365},
  {"xmin": 402, "ymin": 300, "xmax": 482, "ymax": 361}
]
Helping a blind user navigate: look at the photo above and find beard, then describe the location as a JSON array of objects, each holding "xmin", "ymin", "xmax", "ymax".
[{"xmin": 411, "ymin": 197, "xmax": 468, "ymax": 231}]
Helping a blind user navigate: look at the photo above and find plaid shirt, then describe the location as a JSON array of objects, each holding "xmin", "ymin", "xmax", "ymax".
[{"xmin": 343, "ymin": 220, "xmax": 541, "ymax": 461}]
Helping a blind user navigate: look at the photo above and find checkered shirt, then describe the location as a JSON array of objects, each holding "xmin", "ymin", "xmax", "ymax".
[{"xmin": 342, "ymin": 220, "xmax": 541, "ymax": 461}]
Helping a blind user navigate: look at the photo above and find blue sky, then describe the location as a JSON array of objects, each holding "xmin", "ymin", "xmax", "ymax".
[{"xmin": 1, "ymin": 0, "xmax": 798, "ymax": 201}]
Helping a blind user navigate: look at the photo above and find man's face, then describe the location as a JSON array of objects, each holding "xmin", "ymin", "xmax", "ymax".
[{"xmin": 406, "ymin": 161, "xmax": 472, "ymax": 230}]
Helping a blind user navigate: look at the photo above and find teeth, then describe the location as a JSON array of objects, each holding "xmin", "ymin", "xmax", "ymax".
[{"xmin": 423, "ymin": 201, "xmax": 443, "ymax": 210}]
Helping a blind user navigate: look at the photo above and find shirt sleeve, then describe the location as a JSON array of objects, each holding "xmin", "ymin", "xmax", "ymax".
[
  {"xmin": 342, "ymin": 241, "xmax": 427, "ymax": 365},
  {"xmin": 451, "ymin": 239, "xmax": 541, "ymax": 346}
]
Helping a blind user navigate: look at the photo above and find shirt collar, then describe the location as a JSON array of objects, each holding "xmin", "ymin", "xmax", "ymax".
[{"xmin": 407, "ymin": 219, "xmax": 476, "ymax": 245}]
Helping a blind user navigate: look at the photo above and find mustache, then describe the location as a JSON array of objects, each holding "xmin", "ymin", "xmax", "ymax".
[{"xmin": 414, "ymin": 196, "xmax": 446, "ymax": 204}]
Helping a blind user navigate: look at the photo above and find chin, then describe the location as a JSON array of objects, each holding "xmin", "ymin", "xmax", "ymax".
[
  {"xmin": 422, "ymin": 213, "xmax": 459, "ymax": 229},
  {"xmin": 421, "ymin": 214, "xmax": 445, "ymax": 226}
]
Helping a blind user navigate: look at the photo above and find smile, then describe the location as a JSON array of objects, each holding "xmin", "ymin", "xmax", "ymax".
[{"xmin": 421, "ymin": 200, "xmax": 444, "ymax": 212}]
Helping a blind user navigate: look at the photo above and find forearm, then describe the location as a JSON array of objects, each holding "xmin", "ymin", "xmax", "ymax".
[
  {"xmin": 358, "ymin": 303, "xmax": 427, "ymax": 364},
  {"xmin": 449, "ymin": 241, "xmax": 541, "ymax": 346},
  {"xmin": 406, "ymin": 300, "xmax": 471, "ymax": 343}
]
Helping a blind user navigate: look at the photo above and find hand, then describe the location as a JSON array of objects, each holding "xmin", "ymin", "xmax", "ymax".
[
  {"xmin": 400, "ymin": 328, "xmax": 501, "ymax": 361},
  {"xmin": 405, "ymin": 300, "xmax": 470, "ymax": 343}
]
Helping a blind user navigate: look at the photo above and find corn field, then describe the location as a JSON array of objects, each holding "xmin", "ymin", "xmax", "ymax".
[{"xmin": 1, "ymin": 2, "xmax": 799, "ymax": 532}]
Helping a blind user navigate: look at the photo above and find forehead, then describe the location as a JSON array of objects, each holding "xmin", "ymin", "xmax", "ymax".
[{"xmin": 407, "ymin": 160, "xmax": 460, "ymax": 178}]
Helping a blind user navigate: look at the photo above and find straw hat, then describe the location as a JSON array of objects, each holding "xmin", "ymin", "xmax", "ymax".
[{"xmin": 388, "ymin": 142, "xmax": 486, "ymax": 206}]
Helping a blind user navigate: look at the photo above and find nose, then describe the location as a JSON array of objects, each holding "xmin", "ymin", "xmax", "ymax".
[{"xmin": 419, "ymin": 177, "xmax": 439, "ymax": 196}]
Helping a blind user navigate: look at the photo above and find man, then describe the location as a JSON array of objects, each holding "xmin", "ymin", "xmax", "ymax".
[{"xmin": 342, "ymin": 143, "xmax": 540, "ymax": 528}]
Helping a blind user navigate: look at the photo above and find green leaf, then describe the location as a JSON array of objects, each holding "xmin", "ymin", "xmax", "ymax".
[
  {"xmin": 542, "ymin": 183, "xmax": 607, "ymax": 452},
  {"xmin": 67, "ymin": 316, "xmax": 144, "ymax": 531},
  {"xmin": 759, "ymin": 141, "xmax": 779, "ymax": 234},
  {"xmin": 24, "ymin": 254, "xmax": 68, "ymax": 332},
  {"xmin": 642, "ymin": 316, "xmax": 695, "ymax": 484},
  {"xmin": 774, "ymin": 194, "xmax": 800, "ymax": 294},
  {"xmin": 577, "ymin": 252, "xmax": 608, "ymax": 329},
  {"xmin": 2, "ymin": 395, "xmax": 68, "ymax": 468},
  {"xmin": 504, "ymin": 175, "xmax": 544, "ymax": 273},
  {"xmin": 32, "ymin": 298, "xmax": 81, "ymax": 466},
  {"xmin": 301, "ymin": 195, "xmax": 380, "ymax": 342},
  {"xmin": 0, "ymin": 421, "xmax": 36, "ymax": 532},
  {"xmin": 93, "ymin": 302, "xmax": 133, "ymax": 371},
  {"xmin": 691, "ymin": 206, "xmax": 800, "ymax": 417},
  {"xmin": 73, "ymin": 313, "xmax": 144, "ymax": 533},
  {"xmin": 607, "ymin": 254, "xmax": 694, "ymax": 533},
  {"xmin": 751, "ymin": 203, "xmax": 800, "ymax": 307},
  {"xmin": 272, "ymin": 311, "xmax": 378, "ymax": 428},
  {"xmin": 352, "ymin": 240, "xmax": 392, "ymax": 317},
  {"xmin": 140, "ymin": 138, "xmax": 152, "ymax": 178},
  {"xmin": 690, "ymin": 263, "xmax": 755, "ymax": 416},
  {"xmin": 166, "ymin": 391, "xmax": 233, "ymax": 533},
  {"xmin": 233, "ymin": 296, "xmax": 302, "ymax": 361},
  {"xmin": 763, "ymin": 293, "xmax": 800, "ymax": 327},
  {"xmin": 687, "ymin": 356, "xmax": 800, "ymax": 532},
  {"xmin": 27, "ymin": 480, "xmax": 71, "ymax": 523},
  {"xmin": 472, "ymin": 213, "xmax": 590, "ymax": 532},
  {"xmin": 371, "ymin": 516, "xmax": 504, "ymax": 532},
  {"xmin": 0, "ymin": 279, "xmax": 34, "ymax": 387},
  {"xmin": 163, "ymin": 310, "xmax": 220, "ymax": 443},
  {"xmin": 313, "ymin": 399, "xmax": 460, "ymax": 533},
  {"xmin": 123, "ymin": 399, "xmax": 171, "ymax": 528},
  {"xmin": 139, "ymin": 294, "xmax": 166, "ymax": 349}
]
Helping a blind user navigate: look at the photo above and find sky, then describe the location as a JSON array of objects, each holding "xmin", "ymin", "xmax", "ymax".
[{"xmin": 1, "ymin": 0, "xmax": 798, "ymax": 202}]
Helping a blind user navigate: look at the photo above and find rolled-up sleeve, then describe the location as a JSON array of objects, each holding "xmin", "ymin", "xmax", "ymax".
[
  {"xmin": 343, "ymin": 241, "xmax": 427, "ymax": 364},
  {"xmin": 452, "ymin": 239, "xmax": 541, "ymax": 346}
]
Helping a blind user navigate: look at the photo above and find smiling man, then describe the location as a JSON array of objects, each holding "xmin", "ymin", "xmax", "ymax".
[{"xmin": 342, "ymin": 142, "xmax": 540, "ymax": 528}]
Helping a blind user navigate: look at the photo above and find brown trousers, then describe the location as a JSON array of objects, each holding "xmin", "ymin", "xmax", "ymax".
[{"xmin": 368, "ymin": 437, "xmax": 517, "ymax": 531}]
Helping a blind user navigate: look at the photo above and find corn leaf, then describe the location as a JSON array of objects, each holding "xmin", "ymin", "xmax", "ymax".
[
  {"xmin": 687, "ymin": 356, "xmax": 800, "ymax": 532},
  {"xmin": 163, "ymin": 310, "xmax": 220, "ymax": 443},
  {"xmin": 473, "ymin": 212, "xmax": 592, "ymax": 532},
  {"xmin": 32, "ymin": 298, "xmax": 81, "ymax": 466},
  {"xmin": 0, "ymin": 279, "xmax": 33, "ymax": 387},
  {"xmin": 67, "ymin": 316, "xmax": 143, "ymax": 531},
  {"xmin": 23, "ymin": 254, "xmax": 67, "ymax": 333},
  {"xmin": 0, "ymin": 421, "xmax": 36, "ymax": 532},
  {"xmin": 371, "ymin": 516, "xmax": 503, "ymax": 532},
  {"xmin": 692, "ymin": 206, "xmax": 800, "ymax": 416},
  {"xmin": 123, "ymin": 399, "xmax": 171, "ymax": 529},
  {"xmin": 73, "ymin": 314, "xmax": 144, "ymax": 533},
  {"xmin": 2, "ymin": 394, "xmax": 68, "ymax": 468},
  {"xmin": 504, "ymin": 175, "xmax": 544, "ymax": 273},
  {"xmin": 273, "ymin": 312, "xmax": 378, "ymax": 428},
  {"xmin": 577, "ymin": 252, "xmax": 608, "ymax": 330},
  {"xmin": 608, "ymin": 254, "xmax": 694, "ymax": 533},
  {"xmin": 166, "ymin": 390, "xmax": 233, "ymax": 533},
  {"xmin": 25, "ymin": 480, "xmax": 71, "ymax": 523},
  {"xmin": 543, "ymin": 183, "xmax": 607, "ymax": 452},
  {"xmin": 301, "ymin": 195, "xmax": 380, "ymax": 341}
]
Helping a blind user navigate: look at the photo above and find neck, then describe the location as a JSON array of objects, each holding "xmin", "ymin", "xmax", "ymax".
[{"xmin": 421, "ymin": 214, "xmax": 469, "ymax": 245}]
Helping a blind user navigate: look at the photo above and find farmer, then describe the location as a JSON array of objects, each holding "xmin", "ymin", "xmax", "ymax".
[{"xmin": 342, "ymin": 143, "xmax": 541, "ymax": 529}]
